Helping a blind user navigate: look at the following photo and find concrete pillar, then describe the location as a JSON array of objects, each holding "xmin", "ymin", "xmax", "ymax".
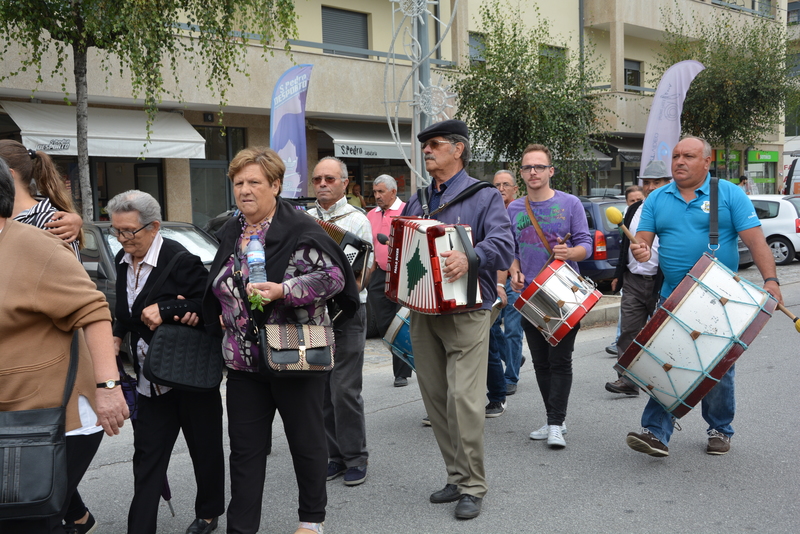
[
  {"xmin": 450, "ymin": 0, "xmax": 469, "ymax": 68},
  {"xmin": 164, "ymin": 159, "xmax": 192, "ymax": 223},
  {"xmin": 610, "ymin": 18, "xmax": 625, "ymax": 92}
]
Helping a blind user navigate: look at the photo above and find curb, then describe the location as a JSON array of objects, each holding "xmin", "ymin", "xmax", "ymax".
[{"xmin": 582, "ymin": 294, "xmax": 620, "ymax": 329}]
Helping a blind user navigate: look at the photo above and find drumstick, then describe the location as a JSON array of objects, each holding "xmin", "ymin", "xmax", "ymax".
[
  {"xmin": 606, "ymin": 206, "xmax": 638, "ymax": 245},
  {"xmin": 534, "ymin": 233, "xmax": 572, "ymax": 279},
  {"xmin": 776, "ymin": 303, "xmax": 800, "ymax": 332}
]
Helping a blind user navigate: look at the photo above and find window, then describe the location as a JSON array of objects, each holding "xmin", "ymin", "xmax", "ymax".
[
  {"xmin": 468, "ymin": 32, "xmax": 485, "ymax": 64},
  {"xmin": 189, "ymin": 126, "xmax": 246, "ymax": 227},
  {"xmin": 712, "ymin": 0, "xmax": 773, "ymax": 18},
  {"xmin": 751, "ymin": 200, "xmax": 779, "ymax": 219},
  {"xmin": 624, "ymin": 60, "xmax": 641, "ymax": 92},
  {"xmin": 322, "ymin": 7, "xmax": 369, "ymax": 59},
  {"xmin": 539, "ymin": 45, "xmax": 566, "ymax": 76},
  {"xmin": 790, "ymin": 2, "xmax": 800, "ymax": 24}
]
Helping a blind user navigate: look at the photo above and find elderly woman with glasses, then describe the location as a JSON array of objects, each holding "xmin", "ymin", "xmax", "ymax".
[
  {"xmin": 107, "ymin": 190, "xmax": 225, "ymax": 534},
  {"xmin": 202, "ymin": 147, "xmax": 359, "ymax": 534}
]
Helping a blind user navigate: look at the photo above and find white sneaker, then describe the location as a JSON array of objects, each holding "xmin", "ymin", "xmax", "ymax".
[
  {"xmin": 547, "ymin": 425, "xmax": 566, "ymax": 448},
  {"xmin": 529, "ymin": 423, "xmax": 567, "ymax": 440}
]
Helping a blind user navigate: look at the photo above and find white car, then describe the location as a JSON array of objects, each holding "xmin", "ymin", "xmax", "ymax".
[{"xmin": 747, "ymin": 195, "xmax": 800, "ymax": 265}]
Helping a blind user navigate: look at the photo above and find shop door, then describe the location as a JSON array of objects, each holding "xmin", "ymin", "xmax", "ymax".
[
  {"xmin": 134, "ymin": 163, "xmax": 165, "ymax": 219},
  {"xmin": 189, "ymin": 161, "xmax": 232, "ymax": 228}
]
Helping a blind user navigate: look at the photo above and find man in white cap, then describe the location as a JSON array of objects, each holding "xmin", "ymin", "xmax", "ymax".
[{"xmin": 605, "ymin": 159, "xmax": 671, "ymax": 395}]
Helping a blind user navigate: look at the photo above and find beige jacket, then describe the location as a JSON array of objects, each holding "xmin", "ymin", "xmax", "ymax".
[{"xmin": 0, "ymin": 220, "xmax": 112, "ymax": 431}]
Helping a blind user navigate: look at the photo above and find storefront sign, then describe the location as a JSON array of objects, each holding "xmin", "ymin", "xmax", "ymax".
[
  {"xmin": 334, "ymin": 143, "xmax": 408, "ymax": 160},
  {"xmin": 715, "ymin": 150, "xmax": 741, "ymax": 163},
  {"xmin": 747, "ymin": 150, "xmax": 779, "ymax": 163}
]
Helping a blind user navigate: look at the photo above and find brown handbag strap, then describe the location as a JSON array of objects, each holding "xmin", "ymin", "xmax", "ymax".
[{"xmin": 524, "ymin": 198, "xmax": 553, "ymax": 255}]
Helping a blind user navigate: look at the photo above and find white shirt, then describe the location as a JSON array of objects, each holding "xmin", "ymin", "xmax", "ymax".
[
  {"xmin": 310, "ymin": 197, "xmax": 374, "ymax": 303},
  {"xmin": 627, "ymin": 203, "xmax": 660, "ymax": 276},
  {"xmin": 121, "ymin": 232, "xmax": 168, "ymax": 396}
]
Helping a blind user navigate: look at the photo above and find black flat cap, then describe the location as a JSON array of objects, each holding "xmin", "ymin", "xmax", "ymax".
[{"xmin": 417, "ymin": 119, "xmax": 469, "ymax": 143}]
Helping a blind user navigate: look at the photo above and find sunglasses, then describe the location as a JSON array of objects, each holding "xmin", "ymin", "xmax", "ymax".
[
  {"xmin": 421, "ymin": 139, "xmax": 453, "ymax": 150},
  {"xmin": 311, "ymin": 176, "xmax": 340, "ymax": 185}
]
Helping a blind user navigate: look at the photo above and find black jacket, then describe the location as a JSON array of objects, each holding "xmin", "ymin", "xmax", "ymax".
[
  {"xmin": 612, "ymin": 199, "xmax": 664, "ymax": 294},
  {"xmin": 202, "ymin": 197, "xmax": 361, "ymax": 336},
  {"xmin": 113, "ymin": 238, "xmax": 207, "ymax": 373}
]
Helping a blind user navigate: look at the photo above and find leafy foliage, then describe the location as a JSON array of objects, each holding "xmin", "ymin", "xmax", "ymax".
[
  {"xmin": 449, "ymin": 0, "xmax": 612, "ymax": 191},
  {"xmin": 653, "ymin": 3, "xmax": 800, "ymax": 168},
  {"xmin": 0, "ymin": 0, "xmax": 298, "ymax": 218}
]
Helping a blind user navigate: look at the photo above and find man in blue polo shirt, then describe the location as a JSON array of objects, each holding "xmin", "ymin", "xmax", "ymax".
[{"xmin": 626, "ymin": 136, "xmax": 782, "ymax": 457}]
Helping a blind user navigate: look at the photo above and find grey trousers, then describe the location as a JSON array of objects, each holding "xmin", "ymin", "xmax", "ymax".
[
  {"xmin": 410, "ymin": 309, "xmax": 491, "ymax": 498},
  {"xmin": 617, "ymin": 271, "xmax": 659, "ymax": 385},
  {"xmin": 324, "ymin": 304, "xmax": 368, "ymax": 467}
]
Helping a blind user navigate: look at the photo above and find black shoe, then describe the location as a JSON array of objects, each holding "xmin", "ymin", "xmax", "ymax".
[
  {"xmin": 605, "ymin": 345, "xmax": 618, "ymax": 356},
  {"xmin": 186, "ymin": 517, "xmax": 218, "ymax": 534},
  {"xmin": 505, "ymin": 383, "xmax": 517, "ymax": 396},
  {"xmin": 454, "ymin": 494, "xmax": 482, "ymax": 519},
  {"xmin": 64, "ymin": 512, "xmax": 97, "ymax": 534},
  {"xmin": 520, "ymin": 356, "xmax": 526, "ymax": 368},
  {"xmin": 422, "ymin": 415, "xmax": 431, "ymax": 426},
  {"xmin": 605, "ymin": 379, "xmax": 639, "ymax": 396},
  {"xmin": 430, "ymin": 483, "xmax": 461, "ymax": 503},
  {"xmin": 394, "ymin": 376, "xmax": 408, "ymax": 387}
]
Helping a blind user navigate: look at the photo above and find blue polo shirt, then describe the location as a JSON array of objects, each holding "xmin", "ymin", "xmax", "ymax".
[{"xmin": 638, "ymin": 173, "xmax": 759, "ymax": 296}]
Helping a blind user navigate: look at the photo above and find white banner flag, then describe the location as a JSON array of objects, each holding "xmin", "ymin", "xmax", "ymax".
[{"xmin": 640, "ymin": 60, "xmax": 705, "ymax": 175}]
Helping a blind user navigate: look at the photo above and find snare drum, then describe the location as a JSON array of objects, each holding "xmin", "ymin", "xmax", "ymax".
[
  {"xmin": 513, "ymin": 260, "xmax": 603, "ymax": 346},
  {"xmin": 383, "ymin": 307, "xmax": 414, "ymax": 371},
  {"xmin": 615, "ymin": 253, "xmax": 777, "ymax": 418}
]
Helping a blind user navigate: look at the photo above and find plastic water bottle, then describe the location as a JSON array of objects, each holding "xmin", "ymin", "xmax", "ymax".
[{"xmin": 246, "ymin": 235, "xmax": 267, "ymax": 284}]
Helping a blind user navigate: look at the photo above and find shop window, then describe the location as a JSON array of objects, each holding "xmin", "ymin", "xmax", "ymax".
[
  {"xmin": 625, "ymin": 60, "xmax": 642, "ymax": 93},
  {"xmin": 322, "ymin": 7, "xmax": 369, "ymax": 59},
  {"xmin": 190, "ymin": 126, "xmax": 246, "ymax": 227}
]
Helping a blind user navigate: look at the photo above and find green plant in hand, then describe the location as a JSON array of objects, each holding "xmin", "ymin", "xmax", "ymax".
[{"xmin": 249, "ymin": 289, "xmax": 266, "ymax": 312}]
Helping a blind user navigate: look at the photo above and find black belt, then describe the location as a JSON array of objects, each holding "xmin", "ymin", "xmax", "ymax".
[{"xmin": 630, "ymin": 272, "xmax": 655, "ymax": 280}]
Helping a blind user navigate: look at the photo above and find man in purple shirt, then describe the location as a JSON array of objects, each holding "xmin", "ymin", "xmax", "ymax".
[
  {"xmin": 401, "ymin": 119, "xmax": 514, "ymax": 520},
  {"xmin": 508, "ymin": 144, "xmax": 592, "ymax": 450}
]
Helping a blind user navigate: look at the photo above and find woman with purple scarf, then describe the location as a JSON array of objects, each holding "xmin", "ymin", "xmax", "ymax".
[{"xmin": 202, "ymin": 147, "xmax": 359, "ymax": 534}]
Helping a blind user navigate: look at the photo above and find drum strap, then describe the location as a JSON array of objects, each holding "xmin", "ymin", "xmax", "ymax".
[
  {"xmin": 709, "ymin": 176, "xmax": 719, "ymax": 254},
  {"xmin": 525, "ymin": 198, "xmax": 553, "ymax": 255}
]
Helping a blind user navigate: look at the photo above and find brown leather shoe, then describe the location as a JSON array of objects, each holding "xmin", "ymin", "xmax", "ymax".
[
  {"xmin": 605, "ymin": 379, "xmax": 639, "ymax": 396},
  {"xmin": 707, "ymin": 430, "xmax": 731, "ymax": 455},
  {"xmin": 626, "ymin": 430, "xmax": 669, "ymax": 457}
]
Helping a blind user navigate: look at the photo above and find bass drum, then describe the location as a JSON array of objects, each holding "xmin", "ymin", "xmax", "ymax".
[{"xmin": 382, "ymin": 307, "xmax": 414, "ymax": 371}]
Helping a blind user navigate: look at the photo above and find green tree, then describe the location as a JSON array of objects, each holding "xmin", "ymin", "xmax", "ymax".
[
  {"xmin": 449, "ymin": 0, "xmax": 612, "ymax": 191},
  {"xmin": 653, "ymin": 4, "xmax": 800, "ymax": 178},
  {"xmin": 0, "ymin": 0, "xmax": 297, "ymax": 219}
]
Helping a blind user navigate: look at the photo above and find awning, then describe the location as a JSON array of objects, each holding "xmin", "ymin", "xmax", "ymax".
[
  {"xmin": 602, "ymin": 138, "xmax": 643, "ymax": 163},
  {"xmin": 310, "ymin": 119, "xmax": 411, "ymax": 160},
  {"xmin": 0, "ymin": 101, "xmax": 205, "ymax": 159}
]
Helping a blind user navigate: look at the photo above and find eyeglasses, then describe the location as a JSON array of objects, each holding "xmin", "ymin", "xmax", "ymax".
[
  {"xmin": 421, "ymin": 139, "xmax": 453, "ymax": 150},
  {"xmin": 110, "ymin": 223, "xmax": 152, "ymax": 240},
  {"xmin": 311, "ymin": 176, "xmax": 340, "ymax": 185},
  {"xmin": 520, "ymin": 164, "xmax": 553, "ymax": 176},
  {"xmin": 494, "ymin": 183, "xmax": 516, "ymax": 189}
]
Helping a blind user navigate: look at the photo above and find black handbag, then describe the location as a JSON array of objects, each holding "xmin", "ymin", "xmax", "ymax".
[
  {"xmin": 0, "ymin": 332, "xmax": 78, "ymax": 520},
  {"xmin": 142, "ymin": 251, "xmax": 223, "ymax": 392}
]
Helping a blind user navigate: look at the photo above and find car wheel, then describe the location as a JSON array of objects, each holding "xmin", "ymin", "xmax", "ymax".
[{"xmin": 768, "ymin": 236, "xmax": 795, "ymax": 266}]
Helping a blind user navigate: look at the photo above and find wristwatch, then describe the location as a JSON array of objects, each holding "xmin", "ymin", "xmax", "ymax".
[
  {"xmin": 764, "ymin": 277, "xmax": 780, "ymax": 286},
  {"xmin": 96, "ymin": 379, "xmax": 121, "ymax": 389}
]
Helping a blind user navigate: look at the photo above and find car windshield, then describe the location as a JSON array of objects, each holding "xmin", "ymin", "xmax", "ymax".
[
  {"xmin": 784, "ymin": 197, "xmax": 800, "ymax": 216},
  {"xmin": 102, "ymin": 225, "xmax": 218, "ymax": 265}
]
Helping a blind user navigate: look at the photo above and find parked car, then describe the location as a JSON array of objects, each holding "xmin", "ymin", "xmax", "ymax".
[
  {"xmin": 746, "ymin": 195, "xmax": 800, "ymax": 266},
  {"xmin": 577, "ymin": 196, "xmax": 628, "ymax": 283},
  {"xmin": 80, "ymin": 221, "xmax": 219, "ymax": 318}
]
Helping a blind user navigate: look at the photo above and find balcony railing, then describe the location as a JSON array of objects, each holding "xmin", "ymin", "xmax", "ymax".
[{"xmin": 711, "ymin": 0, "xmax": 774, "ymax": 18}]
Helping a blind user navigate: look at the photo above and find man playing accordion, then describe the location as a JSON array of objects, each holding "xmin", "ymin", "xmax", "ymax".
[{"xmin": 400, "ymin": 120, "xmax": 514, "ymax": 520}]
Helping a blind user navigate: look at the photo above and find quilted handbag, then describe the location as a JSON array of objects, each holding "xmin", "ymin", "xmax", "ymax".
[
  {"xmin": 0, "ymin": 333, "xmax": 77, "ymax": 519},
  {"xmin": 144, "ymin": 324, "xmax": 223, "ymax": 392},
  {"xmin": 257, "ymin": 324, "xmax": 335, "ymax": 377},
  {"xmin": 141, "ymin": 250, "xmax": 223, "ymax": 392}
]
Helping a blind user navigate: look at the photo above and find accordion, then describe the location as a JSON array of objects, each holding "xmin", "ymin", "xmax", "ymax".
[
  {"xmin": 385, "ymin": 216, "xmax": 482, "ymax": 314},
  {"xmin": 313, "ymin": 217, "xmax": 373, "ymax": 288}
]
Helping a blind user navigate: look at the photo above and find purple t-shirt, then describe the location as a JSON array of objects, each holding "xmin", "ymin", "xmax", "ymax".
[{"xmin": 507, "ymin": 191, "xmax": 593, "ymax": 284}]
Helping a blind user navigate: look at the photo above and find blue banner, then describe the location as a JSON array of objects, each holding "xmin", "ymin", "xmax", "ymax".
[{"xmin": 270, "ymin": 64, "xmax": 313, "ymax": 198}]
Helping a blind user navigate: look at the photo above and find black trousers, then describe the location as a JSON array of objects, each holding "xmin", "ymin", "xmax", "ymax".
[
  {"xmin": 127, "ymin": 388, "xmax": 225, "ymax": 534},
  {"xmin": 225, "ymin": 369, "xmax": 328, "ymax": 534},
  {"xmin": 367, "ymin": 266, "xmax": 411, "ymax": 379},
  {"xmin": 522, "ymin": 322, "xmax": 580, "ymax": 426},
  {"xmin": 0, "ymin": 432, "xmax": 102, "ymax": 534}
]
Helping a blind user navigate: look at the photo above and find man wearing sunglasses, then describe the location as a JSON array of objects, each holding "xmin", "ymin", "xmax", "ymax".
[
  {"xmin": 309, "ymin": 156, "xmax": 374, "ymax": 487},
  {"xmin": 401, "ymin": 119, "xmax": 514, "ymax": 520}
]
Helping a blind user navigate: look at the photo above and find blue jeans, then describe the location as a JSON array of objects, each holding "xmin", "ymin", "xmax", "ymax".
[
  {"xmin": 641, "ymin": 365, "xmax": 736, "ymax": 445},
  {"xmin": 498, "ymin": 281, "xmax": 524, "ymax": 385},
  {"xmin": 487, "ymin": 309, "xmax": 507, "ymax": 403},
  {"xmin": 640, "ymin": 296, "xmax": 736, "ymax": 444}
]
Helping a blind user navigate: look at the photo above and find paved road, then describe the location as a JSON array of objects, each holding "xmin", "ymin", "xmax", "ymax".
[{"xmin": 79, "ymin": 263, "xmax": 800, "ymax": 533}]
